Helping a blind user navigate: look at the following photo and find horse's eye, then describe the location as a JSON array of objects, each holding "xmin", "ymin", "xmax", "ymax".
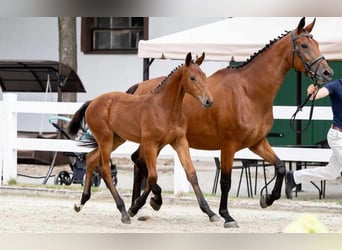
[
  {"xmin": 301, "ymin": 43, "xmax": 308, "ymax": 49},
  {"xmin": 190, "ymin": 76, "xmax": 196, "ymax": 81}
]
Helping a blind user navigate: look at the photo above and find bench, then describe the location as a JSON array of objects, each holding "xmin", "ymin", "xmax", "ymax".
[{"xmin": 211, "ymin": 144, "xmax": 330, "ymax": 199}]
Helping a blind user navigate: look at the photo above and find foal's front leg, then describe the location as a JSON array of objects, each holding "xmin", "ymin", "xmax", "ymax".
[{"xmin": 172, "ymin": 138, "xmax": 220, "ymax": 222}]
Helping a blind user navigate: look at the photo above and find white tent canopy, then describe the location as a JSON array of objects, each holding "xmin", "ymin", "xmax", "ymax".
[{"xmin": 138, "ymin": 17, "xmax": 342, "ymax": 62}]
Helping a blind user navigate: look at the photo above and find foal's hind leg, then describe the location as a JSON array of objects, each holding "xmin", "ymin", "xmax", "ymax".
[
  {"xmin": 249, "ymin": 138, "xmax": 286, "ymax": 208},
  {"xmin": 74, "ymin": 148, "xmax": 99, "ymax": 212},
  {"xmin": 99, "ymin": 137, "xmax": 130, "ymax": 224},
  {"xmin": 131, "ymin": 147, "xmax": 163, "ymax": 211},
  {"xmin": 172, "ymin": 138, "xmax": 220, "ymax": 222}
]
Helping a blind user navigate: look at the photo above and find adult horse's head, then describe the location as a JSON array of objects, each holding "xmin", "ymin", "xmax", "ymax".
[
  {"xmin": 183, "ymin": 52, "xmax": 213, "ymax": 108},
  {"xmin": 291, "ymin": 17, "xmax": 333, "ymax": 84}
]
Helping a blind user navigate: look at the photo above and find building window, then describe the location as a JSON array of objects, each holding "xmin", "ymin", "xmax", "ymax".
[{"xmin": 81, "ymin": 17, "xmax": 148, "ymax": 54}]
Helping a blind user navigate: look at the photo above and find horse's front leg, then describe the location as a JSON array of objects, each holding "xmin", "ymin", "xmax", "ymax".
[
  {"xmin": 128, "ymin": 146, "xmax": 158, "ymax": 217},
  {"xmin": 172, "ymin": 138, "xmax": 220, "ymax": 223},
  {"xmin": 74, "ymin": 148, "xmax": 99, "ymax": 212},
  {"xmin": 131, "ymin": 147, "xmax": 163, "ymax": 211},
  {"xmin": 218, "ymin": 149, "xmax": 238, "ymax": 228},
  {"xmin": 249, "ymin": 138, "xmax": 286, "ymax": 208}
]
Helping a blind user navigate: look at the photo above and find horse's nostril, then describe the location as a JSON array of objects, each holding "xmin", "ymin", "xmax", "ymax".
[
  {"xmin": 325, "ymin": 68, "xmax": 334, "ymax": 77},
  {"xmin": 205, "ymin": 99, "xmax": 213, "ymax": 108}
]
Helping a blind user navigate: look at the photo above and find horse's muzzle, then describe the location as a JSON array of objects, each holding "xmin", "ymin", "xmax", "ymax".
[
  {"xmin": 314, "ymin": 64, "xmax": 334, "ymax": 85},
  {"xmin": 203, "ymin": 98, "xmax": 213, "ymax": 108}
]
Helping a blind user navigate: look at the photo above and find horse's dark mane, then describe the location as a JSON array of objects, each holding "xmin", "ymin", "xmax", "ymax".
[
  {"xmin": 150, "ymin": 63, "xmax": 184, "ymax": 94},
  {"xmin": 229, "ymin": 30, "xmax": 290, "ymax": 69}
]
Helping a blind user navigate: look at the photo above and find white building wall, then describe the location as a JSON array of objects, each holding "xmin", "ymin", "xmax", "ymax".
[{"xmin": 0, "ymin": 17, "xmax": 225, "ymax": 131}]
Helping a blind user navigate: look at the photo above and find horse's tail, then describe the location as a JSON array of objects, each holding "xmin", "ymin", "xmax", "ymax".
[
  {"xmin": 126, "ymin": 83, "xmax": 139, "ymax": 94},
  {"xmin": 68, "ymin": 100, "xmax": 91, "ymax": 136}
]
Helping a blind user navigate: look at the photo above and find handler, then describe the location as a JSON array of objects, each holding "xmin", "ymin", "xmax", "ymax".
[{"xmin": 286, "ymin": 79, "xmax": 342, "ymax": 199}]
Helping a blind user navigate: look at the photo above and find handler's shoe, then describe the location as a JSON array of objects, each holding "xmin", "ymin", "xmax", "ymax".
[{"xmin": 285, "ymin": 171, "xmax": 296, "ymax": 199}]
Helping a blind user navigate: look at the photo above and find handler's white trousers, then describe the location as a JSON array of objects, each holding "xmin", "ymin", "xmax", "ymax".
[{"xmin": 294, "ymin": 127, "xmax": 342, "ymax": 184}]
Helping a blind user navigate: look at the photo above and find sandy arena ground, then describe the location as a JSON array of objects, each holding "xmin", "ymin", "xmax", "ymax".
[{"xmin": 1, "ymin": 157, "xmax": 342, "ymax": 233}]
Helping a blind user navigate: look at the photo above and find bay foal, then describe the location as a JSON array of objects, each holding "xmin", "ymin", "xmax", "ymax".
[{"xmin": 68, "ymin": 53, "xmax": 219, "ymax": 224}]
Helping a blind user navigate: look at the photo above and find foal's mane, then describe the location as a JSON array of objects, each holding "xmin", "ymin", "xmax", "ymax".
[
  {"xmin": 150, "ymin": 63, "xmax": 184, "ymax": 94},
  {"xmin": 229, "ymin": 30, "xmax": 290, "ymax": 69}
]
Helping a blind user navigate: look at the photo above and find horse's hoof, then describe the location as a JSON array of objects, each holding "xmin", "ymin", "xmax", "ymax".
[
  {"xmin": 260, "ymin": 195, "xmax": 273, "ymax": 208},
  {"xmin": 74, "ymin": 203, "xmax": 82, "ymax": 212},
  {"xmin": 209, "ymin": 214, "xmax": 221, "ymax": 222},
  {"xmin": 121, "ymin": 215, "xmax": 131, "ymax": 224},
  {"xmin": 150, "ymin": 198, "xmax": 161, "ymax": 211},
  {"xmin": 259, "ymin": 195, "xmax": 268, "ymax": 209},
  {"xmin": 224, "ymin": 221, "xmax": 239, "ymax": 228},
  {"xmin": 128, "ymin": 208, "xmax": 137, "ymax": 217}
]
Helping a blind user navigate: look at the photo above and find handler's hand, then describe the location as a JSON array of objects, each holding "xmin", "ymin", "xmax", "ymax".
[{"xmin": 307, "ymin": 84, "xmax": 318, "ymax": 96}]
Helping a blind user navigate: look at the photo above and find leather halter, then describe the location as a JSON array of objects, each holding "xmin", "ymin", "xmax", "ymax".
[
  {"xmin": 290, "ymin": 31, "xmax": 326, "ymax": 134},
  {"xmin": 291, "ymin": 31, "xmax": 325, "ymax": 84}
]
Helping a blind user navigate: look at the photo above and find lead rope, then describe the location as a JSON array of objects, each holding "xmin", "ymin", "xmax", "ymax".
[{"xmin": 290, "ymin": 82, "xmax": 319, "ymax": 134}]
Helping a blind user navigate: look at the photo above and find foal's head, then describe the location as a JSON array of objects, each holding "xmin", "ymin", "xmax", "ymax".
[
  {"xmin": 291, "ymin": 17, "xmax": 333, "ymax": 84},
  {"xmin": 182, "ymin": 52, "xmax": 213, "ymax": 108}
]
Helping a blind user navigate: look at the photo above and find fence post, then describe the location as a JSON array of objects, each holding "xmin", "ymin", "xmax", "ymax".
[
  {"xmin": 173, "ymin": 152, "xmax": 189, "ymax": 194},
  {"xmin": 2, "ymin": 93, "xmax": 18, "ymax": 184}
]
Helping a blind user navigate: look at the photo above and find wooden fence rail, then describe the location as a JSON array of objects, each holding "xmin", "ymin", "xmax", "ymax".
[{"xmin": 0, "ymin": 93, "xmax": 333, "ymax": 194}]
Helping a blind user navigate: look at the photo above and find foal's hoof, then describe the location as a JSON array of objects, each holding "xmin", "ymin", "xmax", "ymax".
[
  {"xmin": 150, "ymin": 197, "xmax": 161, "ymax": 211},
  {"xmin": 128, "ymin": 208, "xmax": 137, "ymax": 217},
  {"xmin": 209, "ymin": 214, "xmax": 221, "ymax": 222},
  {"xmin": 74, "ymin": 203, "xmax": 82, "ymax": 212},
  {"xmin": 121, "ymin": 215, "xmax": 131, "ymax": 224},
  {"xmin": 224, "ymin": 221, "xmax": 239, "ymax": 228}
]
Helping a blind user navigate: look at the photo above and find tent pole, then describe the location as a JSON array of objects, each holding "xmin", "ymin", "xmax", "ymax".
[{"xmin": 143, "ymin": 58, "xmax": 154, "ymax": 81}]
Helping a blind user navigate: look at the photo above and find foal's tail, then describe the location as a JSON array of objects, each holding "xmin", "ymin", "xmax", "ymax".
[{"xmin": 68, "ymin": 100, "xmax": 91, "ymax": 136}]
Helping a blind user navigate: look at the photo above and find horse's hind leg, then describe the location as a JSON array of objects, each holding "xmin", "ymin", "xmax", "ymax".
[
  {"xmin": 249, "ymin": 138, "xmax": 286, "ymax": 208},
  {"xmin": 74, "ymin": 148, "xmax": 99, "ymax": 212},
  {"xmin": 131, "ymin": 147, "xmax": 163, "ymax": 211},
  {"xmin": 172, "ymin": 138, "xmax": 220, "ymax": 222}
]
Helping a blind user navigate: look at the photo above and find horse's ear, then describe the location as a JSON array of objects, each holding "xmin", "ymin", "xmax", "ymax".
[
  {"xmin": 195, "ymin": 52, "xmax": 205, "ymax": 66},
  {"xmin": 296, "ymin": 17, "xmax": 306, "ymax": 33},
  {"xmin": 185, "ymin": 52, "xmax": 192, "ymax": 66},
  {"xmin": 304, "ymin": 17, "xmax": 316, "ymax": 33}
]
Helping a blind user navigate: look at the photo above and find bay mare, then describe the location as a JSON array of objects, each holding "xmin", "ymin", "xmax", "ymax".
[
  {"xmin": 68, "ymin": 53, "xmax": 219, "ymax": 224},
  {"xmin": 127, "ymin": 17, "xmax": 333, "ymax": 228}
]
